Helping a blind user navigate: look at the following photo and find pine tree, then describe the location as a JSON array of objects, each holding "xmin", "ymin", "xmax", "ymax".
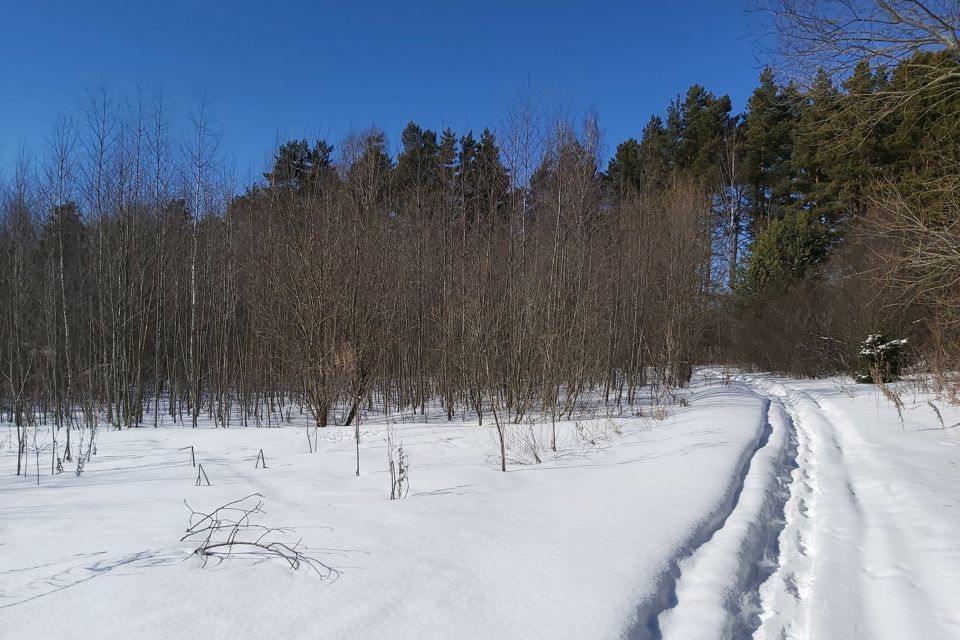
[
  {"xmin": 394, "ymin": 122, "xmax": 440, "ymax": 216},
  {"xmin": 264, "ymin": 138, "xmax": 334, "ymax": 192},
  {"xmin": 743, "ymin": 209, "xmax": 830, "ymax": 294},
  {"xmin": 606, "ymin": 116, "xmax": 674, "ymax": 195},
  {"xmin": 740, "ymin": 68, "xmax": 800, "ymax": 221},
  {"xmin": 792, "ymin": 69, "xmax": 841, "ymax": 221},
  {"xmin": 606, "ymin": 137, "xmax": 643, "ymax": 194},
  {"xmin": 667, "ymin": 84, "xmax": 733, "ymax": 184},
  {"xmin": 457, "ymin": 131, "xmax": 479, "ymax": 221},
  {"xmin": 476, "ymin": 128, "xmax": 509, "ymax": 220},
  {"xmin": 347, "ymin": 131, "xmax": 392, "ymax": 214},
  {"xmin": 637, "ymin": 115, "xmax": 674, "ymax": 191}
]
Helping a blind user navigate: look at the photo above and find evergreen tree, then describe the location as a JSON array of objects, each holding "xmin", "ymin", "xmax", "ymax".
[
  {"xmin": 740, "ymin": 68, "xmax": 800, "ymax": 221},
  {"xmin": 887, "ymin": 51, "xmax": 960, "ymax": 185},
  {"xmin": 667, "ymin": 84, "xmax": 733, "ymax": 184},
  {"xmin": 793, "ymin": 61, "xmax": 896, "ymax": 231},
  {"xmin": 394, "ymin": 122, "xmax": 440, "ymax": 216},
  {"xmin": 791, "ymin": 69, "xmax": 841, "ymax": 221},
  {"xmin": 438, "ymin": 128, "xmax": 458, "ymax": 179},
  {"xmin": 637, "ymin": 115, "xmax": 675, "ymax": 191},
  {"xmin": 606, "ymin": 137, "xmax": 643, "ymax": 194},
  {"xmin": 743, "ymin": 209, "xmax": 830, "ymax": 294},
  {"xmin": 347, "ymin": 131, "xmax": 392, "ymax": 214},
  {"xmin": 457, "ymin": 131, "xmax": 479, "ymax": 221},
  {"xmin": 606, "ymin": 116, "xmax": 674, "ymax": 195},
  {"xmin": 264, "ymin": 138, "xmax": 334, "ymax": 192},
  {"xmin": 475, "ymin": 128, "xmax": 510, "ymax": 219}
]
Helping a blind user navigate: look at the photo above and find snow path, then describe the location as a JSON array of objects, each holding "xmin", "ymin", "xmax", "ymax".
[
  {"xmin": 805, "ymin": 388, "xmax": 960, "ymax": 639},
  {"xmin": 625, "ymin": 384, "xmax": 799, "ymax": 640},
  {"xmin": 740, "ymin": 376, "xmax": 960, "ymax": 640},
  {"xmin": 632, "ymin": 372, "xmax": 960, "ymax": 640},
  {"xmin": 747, "ymin": 379, "xmax": 865, "ymax": 640},
  {"xmin": 657, "ymin": 393, "xmax": 797, "ymax": 639}
]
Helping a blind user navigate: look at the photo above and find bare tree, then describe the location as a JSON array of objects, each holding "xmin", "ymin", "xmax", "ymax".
[
  {"xmin": 767, "ymin": 1, "xmax": 959, "ymax": 72},
  {"xmin": 183, "ymin": 93, "xmax": 220, "ymax": 429},
  {"xmin": 41, "ymin": 116, "xmax": 78, "ymax": 459}
]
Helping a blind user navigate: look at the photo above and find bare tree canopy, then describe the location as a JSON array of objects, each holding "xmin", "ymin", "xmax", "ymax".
[{"xmin": 768, "ymin": 1, "xmax": 960, "ymax": 73}]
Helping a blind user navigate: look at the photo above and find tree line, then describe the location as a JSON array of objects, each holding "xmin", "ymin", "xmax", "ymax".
[{"xmin": 0, "ymin": 90, "xmax": 714, "ymax": 475}]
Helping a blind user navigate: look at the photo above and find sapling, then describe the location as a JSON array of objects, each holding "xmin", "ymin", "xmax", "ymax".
[
  {"xmin": 856, "ymin": 333, "xmax": 907, "ymax": 384},
  {"xmin": 396, "ymin": 445, "xmax": 409, "ymax": 499},
  {"xmin": 385, "ymin": 421, "xmax": 410, "ymax": 500},
  {"xmin": 386, "ymin": 424, "xmax": 397, "ymax": 500},
  {"xmin": 354, "ymin": 391, "xmax": 362, "ymax": 477},
  {"xmin": 30, "ymin": 424, "xmax": 50, "ymax": 485}
]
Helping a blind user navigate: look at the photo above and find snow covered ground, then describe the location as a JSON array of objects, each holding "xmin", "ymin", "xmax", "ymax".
[{"xmin": 2, "ymin": 372, "xmax": 959, "ymax": 639}]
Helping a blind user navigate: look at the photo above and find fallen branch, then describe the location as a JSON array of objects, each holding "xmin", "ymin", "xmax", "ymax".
[{"xmin": 181, "ymin": 494, "xmax": 338, "ymax": 579}]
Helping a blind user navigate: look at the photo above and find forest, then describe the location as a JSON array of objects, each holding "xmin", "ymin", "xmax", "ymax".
[{"xmin": 1, "ymin": 1, "xmax": 958, "ymax": 469}]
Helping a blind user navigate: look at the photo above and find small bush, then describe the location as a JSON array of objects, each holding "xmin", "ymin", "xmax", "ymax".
[{"xmin": 855, "ymin": 333, "xmax": 907, "ymax": 383}]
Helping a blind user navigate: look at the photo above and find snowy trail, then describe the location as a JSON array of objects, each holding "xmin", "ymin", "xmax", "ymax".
[
  {"xmin": 749, "ymin": 380, "xmax": 865, "ymax": 640},
  {"xmin": 626, "ymin": 390, "xmax": 786, "ymax": 640},
  {"xmin": 625, "ymin": 385, "xmax": 798, "ymax": 640},
  {"xmin": 739, "ymin": 376, "xmax": 960, "ymax": 640},
  {"xmin": 657, "ymin": 393, "xmax": 796, "ymax": 639},
  {"xmin": 623, "ymin": 392, "xmax": 772, "ymax": 639},
  {"xmin": 632, "ymin": 372, "xmax": 960, "ymax": 640}
]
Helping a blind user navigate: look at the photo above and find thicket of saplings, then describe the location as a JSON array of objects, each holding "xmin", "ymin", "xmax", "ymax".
[{"xmin": 0, "ymin": 101, "xmax": 712, "ymax": 478}]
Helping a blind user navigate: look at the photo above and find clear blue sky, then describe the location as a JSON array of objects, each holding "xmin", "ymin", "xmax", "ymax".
[{"xmin": 0, "ymin": 1, "xmax": 767, "ymax": 183}]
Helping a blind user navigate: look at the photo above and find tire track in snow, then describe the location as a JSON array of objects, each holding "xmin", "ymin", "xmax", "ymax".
[
  {"xmin": 745, "ymin": 380, "xmax": 868, "ymax": 639},
  {"xmin": 804, "ymin": 390, "xmax": 960, "ymax": 639},
  {"xmin": 625, "ymin": 388, "xmax": 798, "ymax": 640},
  {"xmin": 657, "ymin": 392, "xmax": 797, "ymax": 639},
  {"xmin": 733, "ymin": 379, "xmax": 862, "ymax": 640},
  {"xmin": 628, "ymin": 373, "xmax": 960, "ymax": 639}
]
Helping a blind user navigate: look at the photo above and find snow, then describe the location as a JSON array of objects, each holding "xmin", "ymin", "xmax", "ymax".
[
  {"xmin": 657, "ymin": 398, "xmax": 795, "ymax": 639},
  {"xmin": 746, "ymin": 376, "xmax": 960, "ymax": 640},
  {"xmin": 2, "ymin": 373, "xmax": 960, "ymax": 639}
]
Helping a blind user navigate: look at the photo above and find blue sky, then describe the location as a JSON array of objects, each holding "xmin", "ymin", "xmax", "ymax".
[{"xmin": 0, "ymin": 1, "xmax": 768, "ymax": 183}]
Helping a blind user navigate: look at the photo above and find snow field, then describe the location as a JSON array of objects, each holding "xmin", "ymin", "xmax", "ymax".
[
  {"xmin": 2, "ymin": 373, "xmax": 959, "ymax": 639},
  {"xmin": 1, "ymin": 385, "xmax": 771, "ymax": 639}
]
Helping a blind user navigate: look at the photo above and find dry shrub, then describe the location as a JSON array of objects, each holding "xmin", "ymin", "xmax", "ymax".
[
  {"xmin": 650, "ymin": 405, "xmax": 671, "ymax": 421},
  {"xmin": 574, "ymin": 417, "xmax": 624, "ymax": 446},
  {"xmin": 863, "ymin": 178, "xmax": 960, "ymax": 401}
]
